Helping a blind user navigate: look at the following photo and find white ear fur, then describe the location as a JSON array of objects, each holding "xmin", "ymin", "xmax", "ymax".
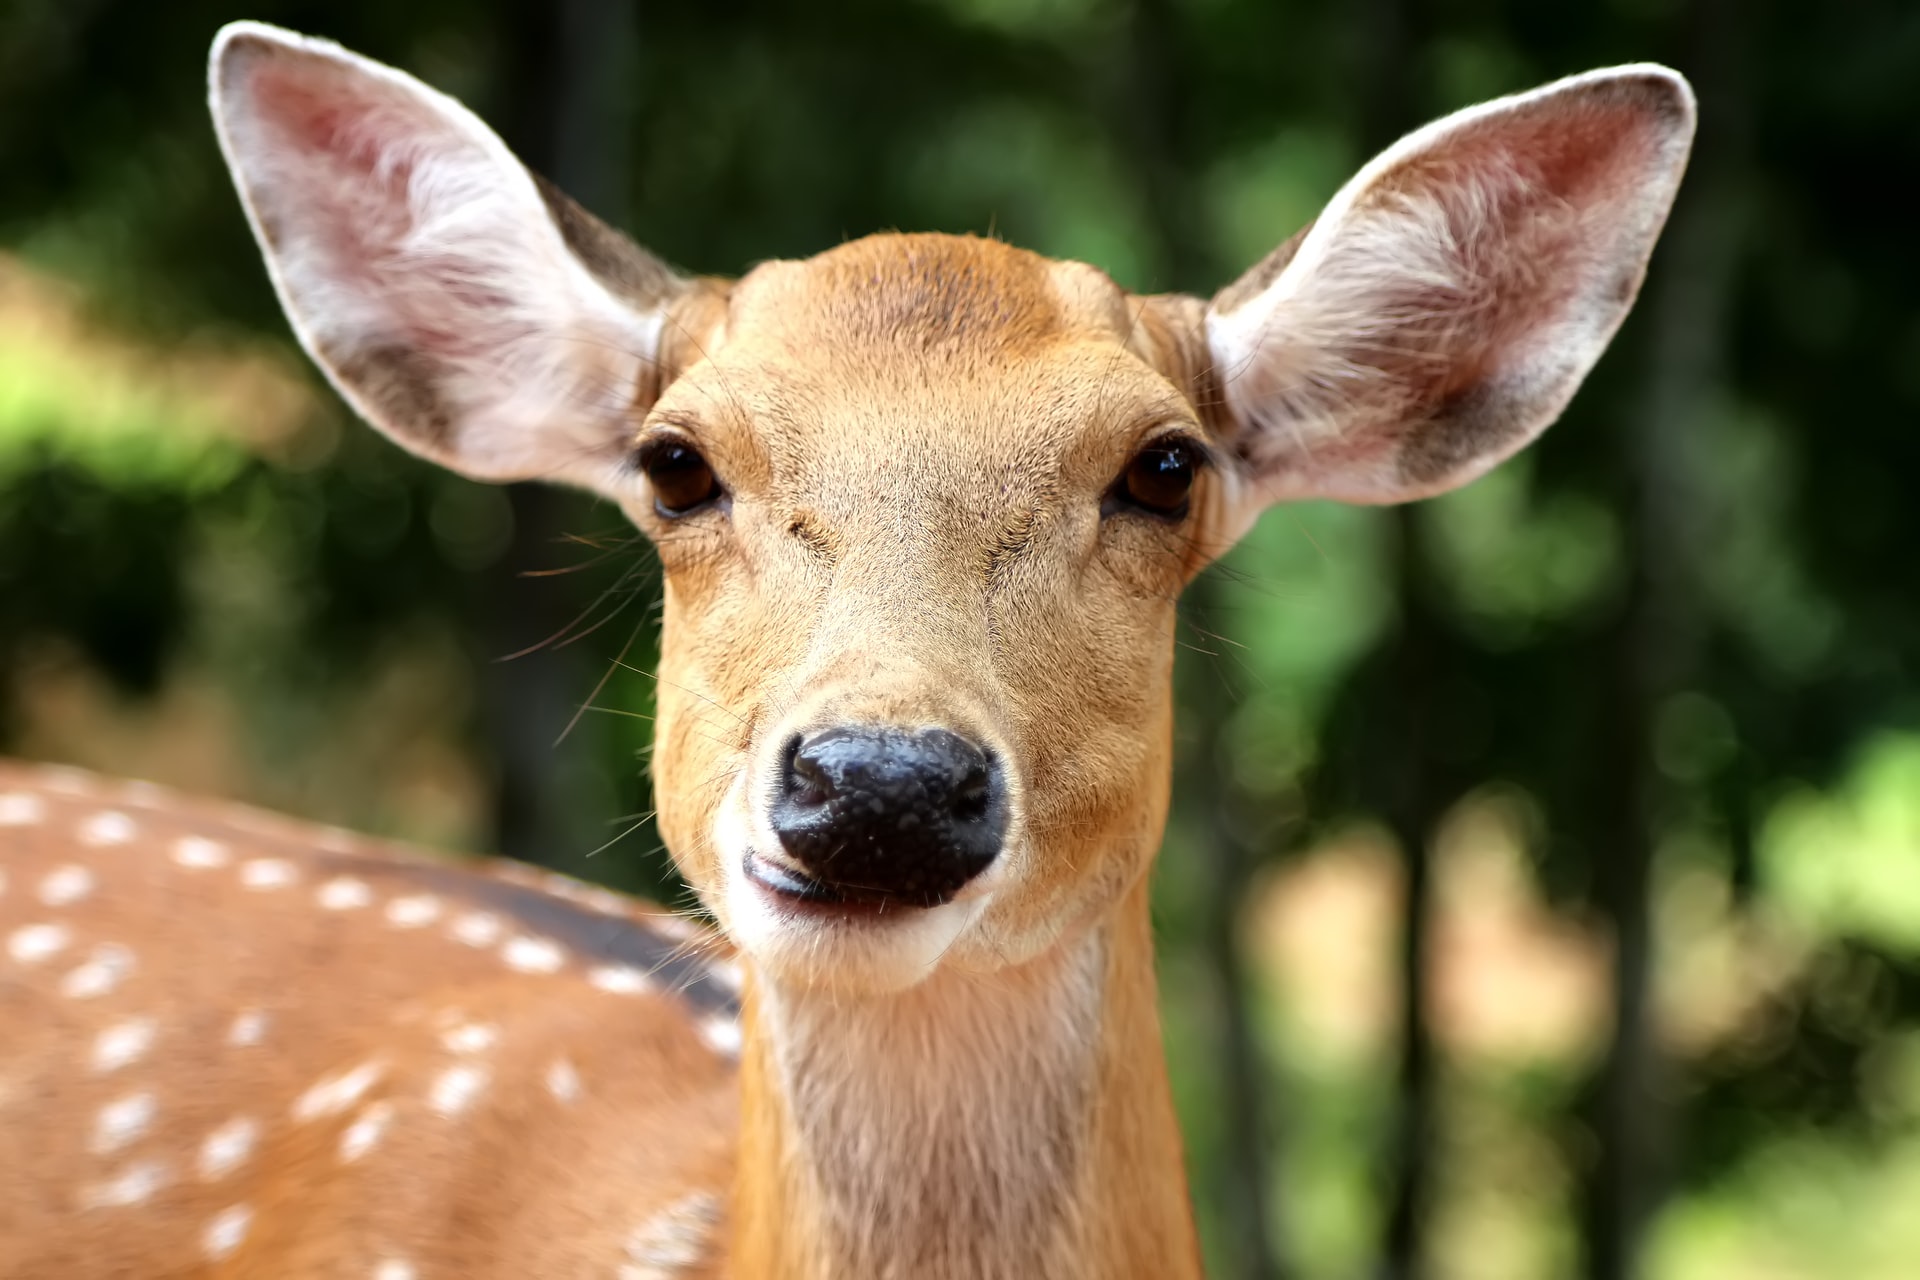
[
  {"xmin": 208, "ymin": 21, "xmax": 685, "ymax": 491},
  {"xmin": 1207, "ymin": 65, "xmax": 1695, "ymax": 509}
]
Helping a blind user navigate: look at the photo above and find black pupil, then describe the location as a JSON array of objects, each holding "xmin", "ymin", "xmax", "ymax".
[
  {"xmin": 646, "ymin": 444, "xmax": 717, "ymax": 514},
  {"xmin": 1125, "ymin": 445, "xmax": 1194, "ymax": 514}
]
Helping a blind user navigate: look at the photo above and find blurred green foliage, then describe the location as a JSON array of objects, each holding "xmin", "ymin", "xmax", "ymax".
[{"xmin": 4, "ymin": 2, "xmax": 1919, "ymax": 1278}]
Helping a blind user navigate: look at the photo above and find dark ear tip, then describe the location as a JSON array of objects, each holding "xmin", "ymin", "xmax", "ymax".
[
  {"xmin": 210, "ymin": 22, "xmax": 340, "ymax": 96},
  {"xmin": 1585, "ymin": 65, "xmax": 1698, "ymax": 137}
]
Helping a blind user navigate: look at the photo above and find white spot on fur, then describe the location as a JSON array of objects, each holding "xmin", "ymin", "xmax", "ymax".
[
  {"xmin": 91, "ymin": 1092, "xmax": 157, "ymax": 1153},
  {"xmin": 121, "ymin": 779, "xmax": 167, "ymax": 805},
  {"xmin": 339, "ymin": 1100, "xmax": 394, "ymax": 1163},
  {"xmin": 91, "ymin": 1018, "xmax": 157, "ymax": 1073},
  {"xmin": 7, "ymin": 922, "xmax": 71, "ymax": 965},
  {"xmin": 80, "ymin": 1159, "xmax": 168, "ymax": 1208},
  {"xmin": 698, "ymin": 1015, "xmax": 742, "ymax": 1059},
  {"xmin": 545, "ymin": 1057, "xmax": 582, "ymax": 1103},
  {"xmin": 315, "ymin": 827, "xmax": 358, "ymax": 854},
  {"xmin": 61, "ymin": 943, "xmax": 136, "ymax": 999},
  {"xmin": 228, "ymin": 1009, "xmax": 269, "ymax": 1047},
  {"xmin": 440, "ymin": 1023, "xmax": 497, "ymax": 1055},
  {"xmin": 293, "ymin": 1061, "xmax": 385, "ymax": 1122},
  {"xmin": 172, "ymin": 835, "xmax": 231, "ymax": 870},
  {"xmin": 643, "ymin": 912, "xmax": 702, "ymax": 943},
  {"xmin": 203, "ymin": 1203, "xmax": 252, "ymax": 1260},
  {"xmin": 451, "ymin": 911, "xmax": 503, "ymax": 947},
  {"xmin": 241, "ymin": 858, "xmax": 297, "ymax": 890},
  {"xmin": 78, "ymin": 810, "xmax": 136, "ymax": 846},
  {"xmin": 0, "ymin": 792, "xmax": 45, "ymax": 826},
  {"xmin": 38, "ymin": 864, "xmax": 96, "ymax": 906},
  {"xmin": 588, "ymin": 965, "xmax": 652, "ymax": 996},
  {"xmin": 706, "ymin": 957, "xmax": 743, "ymax": 993},
  {"xmin": 621, "ymin": 1191, "xmax": 721, "ymax": 1277},
  {"xmin": 198, "ymin": 1116, "xmax": 260, "ymax": 1180},
  {"xmin": 318, "ymin": 876, "xmax": 373, "ymax": 910},
  {"xmin": 428, "ymin": 1063, "xmax": 489, "ymax": 1117},
  {"xmin": 39, "ymin": 766, "xmax": 93, "ymax": 796},
  {"xmin": 385, "ymin": 894, "xmax": 442, "ymax": 928},
  {"xmin": 373, "ymin": 1261, "xmax": 417, "ymax": 1280},
  {"xmin": 502, "ymin": 935, "xmax": 564, "ymax": 974}
]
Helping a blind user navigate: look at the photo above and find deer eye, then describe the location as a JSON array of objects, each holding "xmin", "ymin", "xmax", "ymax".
[
  {"xmin": 638, "ymin": 439, "xmax": 721, "ymax": 517},
  {"xmin": 1109, "ymin": 438, "xmax": 1199, "ymax": 520}
]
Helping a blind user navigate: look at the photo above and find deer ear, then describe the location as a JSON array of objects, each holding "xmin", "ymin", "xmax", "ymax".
[
  {"xmin": 209, "ymin": 22, "xmax": 688, "ymax": 492},
  {"xmin": 1205, "ymin": 66, "xmax": 1694, "ymax": 508}
]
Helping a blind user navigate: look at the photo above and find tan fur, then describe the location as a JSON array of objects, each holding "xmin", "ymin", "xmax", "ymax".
[
  {"xmin": 0, "ymin": 764, "xmax": 738, "ymax": 1278},
  {"xmin": 0, "ymin": 24, "xmax": 1695, "ymax": 1278}
]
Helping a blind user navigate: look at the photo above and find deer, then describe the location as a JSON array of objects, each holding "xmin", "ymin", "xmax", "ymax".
[{"xmin": 0, "ymin": 20, "xmax": 1694, "ymax": 1279}]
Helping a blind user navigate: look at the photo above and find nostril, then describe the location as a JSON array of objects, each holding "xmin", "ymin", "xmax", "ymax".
[
  {"xmin": 950, "ymin": 759, "xmax": 993, "ymax": 823},
  {"xmin": 783, "ymin": 733, "xmax": 830, "ymax": 807}
]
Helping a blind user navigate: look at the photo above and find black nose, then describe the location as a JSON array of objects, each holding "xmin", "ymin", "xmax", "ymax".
[{"xmin": 765, "ymin": 726, "xmax": 1006, "ymax": 907}]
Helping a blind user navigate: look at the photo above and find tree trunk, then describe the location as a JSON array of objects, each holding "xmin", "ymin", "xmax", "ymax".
[
  {"xmin": 1582, "ymin": 2, "xmax": 1746, "ymax": 1275},
  {"xmin": 481, "ymin": 0, "xmax": 639, "ymax": 871}
]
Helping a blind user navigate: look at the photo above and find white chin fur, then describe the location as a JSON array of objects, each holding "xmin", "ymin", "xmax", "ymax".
[{"xmin": 712, "ymin": 788, "xmax": 990, "ymax": 995}]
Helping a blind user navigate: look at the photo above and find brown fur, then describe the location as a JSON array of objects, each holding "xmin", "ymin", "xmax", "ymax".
[{"xmin": 0, "ymin": 29, "xmax": 1694, "ymax": 1277}]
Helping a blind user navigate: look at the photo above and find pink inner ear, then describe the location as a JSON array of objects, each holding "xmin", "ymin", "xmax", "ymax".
[
  {"xmin": 1345, "ymin": 94, "xmax": 1669, "ymax": 416},
  {"xmin": 246, "ymin": 63, "xmax": 421, "ymax": 217},
  {"xmin": 236, "ymin": 58, "xmax": 522, "ymax": 365}
]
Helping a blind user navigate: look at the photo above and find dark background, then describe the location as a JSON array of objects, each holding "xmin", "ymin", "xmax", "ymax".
[{"xmin": 4, "ymin": 2, "xmax": 1918, "ymax": 1277}]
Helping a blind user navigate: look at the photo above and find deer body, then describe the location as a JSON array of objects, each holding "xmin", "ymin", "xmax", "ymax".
[
  {"xmin": 0, "ymin": 765, "xmax": 739, "ymax": 1278},
  {"xmin": 0, "ymin": 22, "xmax": 1694, "ymax": 1279}
]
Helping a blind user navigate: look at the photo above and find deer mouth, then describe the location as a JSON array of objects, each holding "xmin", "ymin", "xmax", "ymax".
[{"xmin": 740, "ymin": 849, "xmax": 897, "ymax": 915}]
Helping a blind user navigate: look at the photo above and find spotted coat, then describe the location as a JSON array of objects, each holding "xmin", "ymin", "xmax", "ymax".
[{"xmin": 0, "ymin": 761, "xmax": 736, "ymax": 1278}]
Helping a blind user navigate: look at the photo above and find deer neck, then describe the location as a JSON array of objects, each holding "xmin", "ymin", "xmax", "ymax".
[{"xmin": 724, "ymin": 876, "xmax": 1201, "ymax": 1280}]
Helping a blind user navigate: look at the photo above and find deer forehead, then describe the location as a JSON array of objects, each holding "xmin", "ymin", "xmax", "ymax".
[{"xmin": 661, "ymin": 234, "xmax": 1198, "ymax": 505}]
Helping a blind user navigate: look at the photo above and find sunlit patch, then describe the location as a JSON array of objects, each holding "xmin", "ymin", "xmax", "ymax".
[
  {"xmin": 373, "ymin": 1260, "xmax": 417, "ymax": 1280},
  {"xmin": 7, "ymin": 922, "xmax": 71, "ymax": 965},
  {"xmin": 90, "ymin": 1018, "xmax": 157, "ymax": 1074},
  {"xmin": 90, "ymin": 1092, "xmax": 157, "ymax": 1154},
  {"xmin": 38, "ymin": 864, "xmax": 96, "ymax": 906},
  {"xmin": 77, "ymin": 811, "xmax": 137, "ymax": 846}
]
